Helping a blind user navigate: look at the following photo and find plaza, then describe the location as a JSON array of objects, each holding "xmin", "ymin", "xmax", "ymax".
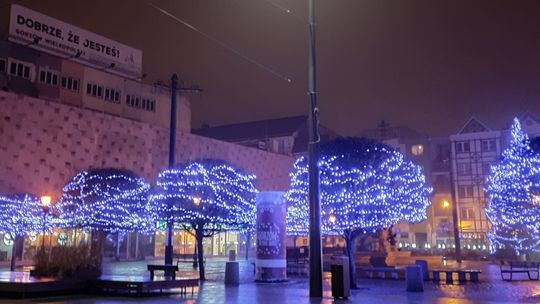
[{"xmin": 1, "ymin": 258, "xmax": 540, "ymax": 303}]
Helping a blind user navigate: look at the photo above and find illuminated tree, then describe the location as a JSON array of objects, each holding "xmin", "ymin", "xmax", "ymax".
[
  {"xmin": 486, "ymin": 118, "xmax": 540, "ymax": 255},
  {"xmin": 286, "ymin": 137, "xmax": 432, "ymax": 288},
  {"xmin": 149, "ymin": 159, "xmax": 257, "ymax": 281},
  {"xmin": 0, "ymin": 194, "xmax": 48, "ymax": 271},
  {"xmin": 56, "ymin": 168, "xmax": 151, "ymax": 233}
]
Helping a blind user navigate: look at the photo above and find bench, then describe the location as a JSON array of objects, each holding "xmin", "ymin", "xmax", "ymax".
[
  {"xmin": 173, "ymin": 253, "xmax": 206, "ymax": 266},
  {"xmin": 431, "ymin": 269, "xmax": 481, "ymax": 283},
  {"xmin": 358, "ymin": 266, "xmax": 406, "ymax": 280},
  {"xmin": 500, "ymin": 261, "xmax": 540, "ymax": 281},
  {"xmin": 147, "ymin": 264, "xmax": 179, "ymax": 281},
  {"xmin": 91, "ymin": 277, "xmax": 199, "ymax": 296}
]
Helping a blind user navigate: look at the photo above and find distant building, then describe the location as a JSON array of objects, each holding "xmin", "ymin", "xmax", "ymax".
[
  {"xmin": 193, "ymin": 115, "xmax": 338, "ymax": 156},
  {"xmin": 449, "ymin": 114, "xmax": 540, "ymax": 251}
]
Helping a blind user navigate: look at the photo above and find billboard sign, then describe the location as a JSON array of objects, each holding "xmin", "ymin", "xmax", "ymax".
[{"xmin": 9, "ymin": 4, "xmax": 143, "ymax": 80}]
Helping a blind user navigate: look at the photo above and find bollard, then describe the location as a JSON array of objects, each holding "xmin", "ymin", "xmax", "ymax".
[
  {"xmin": 406, "ymin": 265, "xmax": 424, "ymax": 292},
  {"xmin": 415, "ymin": 260, "xmax": 429, "ymax": 281},
  {"xmin": 225, "ymin": 261, "xmax": 240, "ymax": 286}
]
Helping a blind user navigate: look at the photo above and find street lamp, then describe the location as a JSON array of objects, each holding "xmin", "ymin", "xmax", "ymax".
[{"xmin": 442, "ymin": 200, "xmax": 450, "ymax": 208}]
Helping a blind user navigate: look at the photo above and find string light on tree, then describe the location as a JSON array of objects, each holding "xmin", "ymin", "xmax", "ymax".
[
  {"xmin": 149, "ymin": 159, "xmax": 257, "ymax": 281},
  {"xmin": 486, "ymin": 118, "xmax": 540, "ymax": 255},
  {"xmin": 55, "ymin": 168, "xmax": 152, "ymax": 233},
  {"xmin": 286, "ymin": 137, "xmax": 432, "ymax": 288},
  {"xmin": 0, "ymin": 194, "xmax": 50, "ymax": 271}
]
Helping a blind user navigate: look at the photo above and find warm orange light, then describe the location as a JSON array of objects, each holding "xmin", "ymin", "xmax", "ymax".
[
  {"xmin": 40, "ymin": 196, "xmax": 52, "ymax": 208},
  {"xmin": 193, "ymin": 196, "xmax": 201, "ymax": 206},
  {"xmin": 328, "ymin": 214, "xmax": 337, "ymax": 223},
  {"xmin": 442, "ymin": 200, "xmax": 450, "ymax": 208},
  {"xmin": 533, "ymin": 195, "xmax": 540, "ymax": 206}
]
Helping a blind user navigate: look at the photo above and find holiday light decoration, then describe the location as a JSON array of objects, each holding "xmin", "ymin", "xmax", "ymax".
[
  {"xmin": 149, "ymin": 159, "xmax": 257, "ymax": 280},
  {"xmin": 55, "ymin": 168, "xmax": 152, "ymax": 233},
  {"xmin": 0, "ymin": 194, "xmax": 49, "ymax": 237},
  {"xmin": 286, "ymin": 137, "xmax": 432, "ymax": 236},
  {"xmin": 486, "ymin": 118, "xmax": 540, "ymax": 254},
  {"xmin": 285, "ymin": 137, "xmax": 432, "ymax": 288}
]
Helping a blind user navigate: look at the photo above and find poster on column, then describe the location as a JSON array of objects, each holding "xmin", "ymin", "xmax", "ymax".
[{"xmin": 256, "ymin": 191, "xmax": 287, "ymax": 282}]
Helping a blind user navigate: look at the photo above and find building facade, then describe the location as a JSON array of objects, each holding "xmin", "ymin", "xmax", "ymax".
[{"xmin": 0, "ymin": 5, "xmax": 295, "ymax": 263}]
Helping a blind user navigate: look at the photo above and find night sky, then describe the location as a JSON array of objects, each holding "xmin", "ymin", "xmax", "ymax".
[{"xmin": 3, "ymin": 0, "xmax": 540, "ymax": 136}]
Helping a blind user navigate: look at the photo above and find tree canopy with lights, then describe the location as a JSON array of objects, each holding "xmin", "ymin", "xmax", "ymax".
[
  {"xmin": 55, "ymin": 168, "xmax": 151, "ymax": 233},
  {"xmin": 286, "ymin": 137, "xmax": 432, "ymax": 287},
  {"xmin": 149, "ymin": 159, "xmax": 257, "ymax": 280},
  {"xmin": 0, "ymin": 194, "xmax": 49, "ymax": 271},
  {"xmin": 486, "ymin": 118, "xmax": 540, "ymax": 255}
]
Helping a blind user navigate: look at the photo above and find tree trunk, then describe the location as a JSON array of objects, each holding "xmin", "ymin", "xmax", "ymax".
[
  {"xmin": 116, "ymin": 233, "xmax": 121, "ymax": 261},
  {"xmin": 126, "ymin": 233, "xmax": 131, "ymax": 260},
  {"xmin": 135, "ymin": 233, "xmax": 140, "ymax": 260},
  {"xmin": 245, "ymin": 232, "xmax": 250, "ymax": 260},
  {"xmin": 196, "ymin": 229, "xmax": 205, "ymax": 281},
  {"xmin": 10, "ymin": 235, "xmax": 17, "ymax": 272},
  {"xmin": 344, "ymin": 231, "xmax": 358, "ymax": 289}
]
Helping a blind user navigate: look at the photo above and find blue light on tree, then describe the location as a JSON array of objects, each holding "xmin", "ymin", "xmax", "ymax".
[
  {"xmin": 149, "ymin": 159, "xmax": 257, "ymax": 281},
  {"xmin": 286, "ymin": 137, "xmax": 432, "ymax": 288},
  {"xmin": 486, "ymin": 118, "xmax": 540, "ymax": 255},
  {"xmin": 0, "ymin": 194, "xmax": 50, "ymax": 271},
  {"xmin": 55, "ymin": 168, "xmax": 152, "ymax": 233}
]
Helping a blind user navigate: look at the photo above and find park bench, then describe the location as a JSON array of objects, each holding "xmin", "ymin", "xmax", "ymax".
[
  {"xmin": 431, "ymin": 269, "xmax": 481, "ymax": 283},
  {"xmin": 147, "ymin": 264, "xmax": 179, "ymax": 281},
  {"xmin": 173, "ymin": 253, "xmax": 206, "ymax": 266},
  {"xmin": 500, "ymin": 261, "xmax": 540, "ymax": 281},
  {"xmin": 357, "ymin": 256, "xmax": 405, "ymax": 279},
  {"xmin": 358, "ymin": 266, "xmax": 405, "ymax": 279}
]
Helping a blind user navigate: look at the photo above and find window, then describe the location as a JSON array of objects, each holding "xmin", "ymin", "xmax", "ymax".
[
  {"xmin": 0, "ymin": 58, "xmax": 6, "ymax": 72},
  {"xmin": 458, "ymin": 185, "xmax": 474, "ymax": 198},
  {"xmin": 8, "ymin": 60, "xmax": 33, "ymax": 79},
  {"xmin": 456, "ymin": 141, "xmax": 470, "ymax": 153},
  {"xmin": 457, "ymin": 163, "xmax": 471, "ymax": 176},
  {"xmin": 61, "ymin": 76, "xmax": 80, "ymax": 92},
  {"xmin": 460, "ymin": 207, "xmax": 475, "ymax": 220},
  {"xmin": 411, "ymin": 145, "xmax": 424, "ymax": 156},
  {"xmin": 481, "ymin": 139, "xmax": 496, "ymax": 152},
  {"xmin": 126, "ymin": 94, "xmax": 156, "ymax": 112},
  {"xmin": 38, "ymin": 69, "xmax": 60, "ymax": 86},
  {"xmin": 104, "ymin": 87, "xmax": 120, "ymax": 103},
  {"xmin": 86, "ymin": 82, "xmax": 104, "ymax": 98}
]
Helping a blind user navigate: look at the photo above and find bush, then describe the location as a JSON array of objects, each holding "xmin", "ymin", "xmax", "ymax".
[{"xmin": 32, "ymin": 244, "xmax": 102, "ymax": 279}]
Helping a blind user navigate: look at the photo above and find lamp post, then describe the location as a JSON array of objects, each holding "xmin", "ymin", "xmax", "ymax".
[
  {"xmin": 164, "ymin": 74, "xmax": 178, "ymax": 268},
  {"xmin": 307, "ymin": 0, "xmax": 323, "ymax": 298}
]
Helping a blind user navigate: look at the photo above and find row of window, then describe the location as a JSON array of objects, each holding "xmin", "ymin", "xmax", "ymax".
[
  {"xmin": 455, "ymin": 139, "xmax": 496, "ymax": 153},
  {"xmin": 1, "ymin": 57, "xmax": 158, "ymax": 113},
  {"xmin": 0, "ymin": 58, "xmax": 80, "ymax": 93},
  {"xmin": 86, "ymin": 83, "xmax": 121, "ymax": 103},
  {"xmin": 38, "ymin": 69, "xmax": 80, "ymax": 92},
  {"xmin": 126, "ymin": 94, "xmax": 156, "ymax": 112}
]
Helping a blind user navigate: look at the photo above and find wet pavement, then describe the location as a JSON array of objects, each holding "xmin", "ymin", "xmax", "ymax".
[{"xmin": 1, "ymin": 259, "xmax": 540, "ymax": 303}]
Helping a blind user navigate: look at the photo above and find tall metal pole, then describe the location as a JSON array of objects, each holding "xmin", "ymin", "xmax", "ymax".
[
  {"xmin": 449, "ymin": 145, "xmax": 462, "ymax": 263},
  {"xmin": 165, "ymin": 73, "xmax": 178, "ymax": 266},
  {"xmin": 308, "ymin": 0, "xmax": 323, "ymax": 298}
]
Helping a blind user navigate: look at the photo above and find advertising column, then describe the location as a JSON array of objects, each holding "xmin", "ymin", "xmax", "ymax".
[{"xmin": 256, "ymin": 192, "xmax": 287, "ymax": 282}]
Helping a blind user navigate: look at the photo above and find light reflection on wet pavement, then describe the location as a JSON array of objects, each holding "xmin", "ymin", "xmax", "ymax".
[{"xmin": 1, "ymin": 259, "xmax": 539, "ymax": 303}]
